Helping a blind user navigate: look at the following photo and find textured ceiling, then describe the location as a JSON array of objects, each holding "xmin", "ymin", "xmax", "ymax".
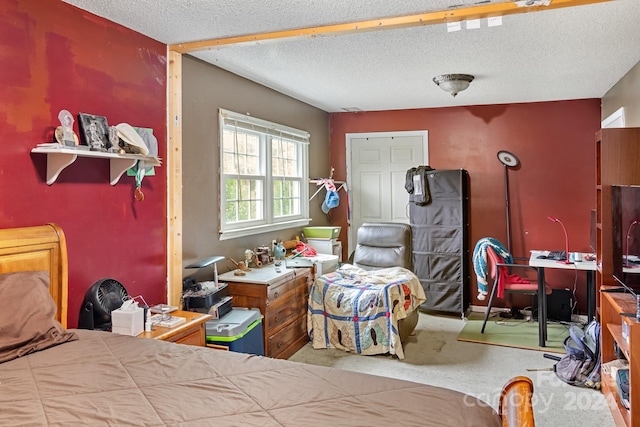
[{"xmin": 62, "ymin": 0, "xmax": 640, "ymax": 112}]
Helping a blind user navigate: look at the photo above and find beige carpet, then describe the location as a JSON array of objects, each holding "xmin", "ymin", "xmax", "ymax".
[
  {"xmin": 289, "ymin": 311, "xmax": 615, "ymax": 427},
  {"xmin": 456, "ymin": 311, "xmax": 569, "ymax": 353}
]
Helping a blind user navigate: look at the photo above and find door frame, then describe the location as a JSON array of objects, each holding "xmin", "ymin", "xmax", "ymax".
[{"xmin": 345, "ymin": 130, "xmax": 429, "ymax": 254}]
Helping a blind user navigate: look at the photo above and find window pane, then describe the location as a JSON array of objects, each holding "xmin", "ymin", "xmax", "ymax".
[
  {"xmin": 225, "ymin": 178, "xmax": 264, "ymax": 223},
  {"xmin": 238, "ymin": 134, "xmax": 247, "ymax": 154},
  {"xmin": 226, "ymin": 201, "xmax": 237, "ymax": 222},
  {"xmin": 272, "ymin": 139, "xmax": 299, "ymax": 179},
  {"xmin": 222, "ymin": 152, "xmax": 236, "ymax": 174},
  {"xmin": 245, "ymin": 153, "xmax": 260, "ymax": 175},
  {"xmin": 273, "ymin": 180, "xmax": 281, "ymax": 198},
  {"xmin": 225, "ymin": 179, "xmax": 237, "ymax": 199},
  {"xmin": 222, "ymin": 129, "xmax": 236, "ymax": 151},
  {"xmin": 224, "ymin": 129, "xmax": 261, "ymax": 176},
  {"xmin": 274, "ymin": 180, "xmax": 300, "ymax": 217}
]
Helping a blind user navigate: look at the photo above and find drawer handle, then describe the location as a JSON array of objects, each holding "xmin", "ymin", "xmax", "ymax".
[
  {"xmin": 273, "ymin": 291, "xmax": 279, "ymax": 298},
  {"xmin": 276, "ymin": 341, "xmax": 282, "ymax": 348},
  {"xmin": 274, "ymin": 315, "xmax": 280, "ymax": 324}
]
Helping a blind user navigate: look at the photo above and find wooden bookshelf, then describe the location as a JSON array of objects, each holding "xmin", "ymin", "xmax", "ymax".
[
  {"xmin": 600, "ymin": 289, "xmax": 638, "ymax": 426},
  {"xmin": 595, "ymin": 128, "xmax": 640, "ymax": 426}
]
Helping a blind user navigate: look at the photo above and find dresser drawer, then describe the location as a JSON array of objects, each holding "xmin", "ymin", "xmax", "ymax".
[
  {"xmin": 265, "ymin": 290, "xmax": 303, "ymax": 331},
  {"xmin": 267, "ymin": 278, "xmax": 299, "ymax": 303},
  {"xmin": 165, "ymin": 326, "xmax": 205, "ymax": 346},
  {"xmin": 266, "ymin": 268, "xmax": 312, "ymax": 303},
  {"xmin": 267, "ymin": 316, "xmax": 307, "ymax": 359}
]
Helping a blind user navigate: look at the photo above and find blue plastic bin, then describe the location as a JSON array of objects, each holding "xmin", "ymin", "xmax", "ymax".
[{"xmin": 205, "ymin": 308, "xmax": 264, "ymax": 356}]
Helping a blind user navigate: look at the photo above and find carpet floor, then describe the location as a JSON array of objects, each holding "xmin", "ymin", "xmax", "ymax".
[
  {"xmin": 456, "ymin": 311, "xmax": 570, "ymax": 353},
  {"xmin": 289, "ymin": 311, "xmax": 615, "ymax": 427}
]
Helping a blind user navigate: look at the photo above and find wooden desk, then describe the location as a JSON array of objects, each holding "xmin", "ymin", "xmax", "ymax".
[
  {"xmin": 139, "ymin": 310, "xmax": 212, "ymax": 346},
  {"xmin": 528, "ymin": 250, "xmax": 596, "ymax": 347}
]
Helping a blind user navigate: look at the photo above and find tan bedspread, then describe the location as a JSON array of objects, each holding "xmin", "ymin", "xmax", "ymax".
[{"xmin": 0, "ymin": 329, "xmax": 500, "ymax": 426}]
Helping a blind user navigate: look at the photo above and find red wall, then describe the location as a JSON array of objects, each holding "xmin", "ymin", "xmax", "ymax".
[
  {"xmin": 0, "ymin": 0, "xmax": 167, "ymax": 327},
  {"xmin": 329, "ymin": 100, "xmax": 601, "ymax": 312}
]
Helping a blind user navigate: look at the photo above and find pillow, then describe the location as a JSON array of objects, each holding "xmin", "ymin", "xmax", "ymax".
[{"xmin": 0, "ymin": 271, "xmax": 78, "ymax": 363}]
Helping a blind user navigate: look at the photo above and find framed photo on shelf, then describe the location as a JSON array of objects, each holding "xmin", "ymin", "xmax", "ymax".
[{"xmin": 78, "ymin": 113, "xmax": 109, "ymax": 151}]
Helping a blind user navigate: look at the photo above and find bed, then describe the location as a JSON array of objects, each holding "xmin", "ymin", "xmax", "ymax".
[{"xmin": 0, "ymin": 224, "xmax": 534, "ymax": 426}]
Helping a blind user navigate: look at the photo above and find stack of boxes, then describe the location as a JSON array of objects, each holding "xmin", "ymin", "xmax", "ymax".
[{"xmin": 303, "ymin": 226, "xmax": 342, "ymax": 261}]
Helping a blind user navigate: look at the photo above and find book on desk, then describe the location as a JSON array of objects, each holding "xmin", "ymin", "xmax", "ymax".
[{"xmin": 150, "ymin": 314, "xmax": 186, "ymax": 328}]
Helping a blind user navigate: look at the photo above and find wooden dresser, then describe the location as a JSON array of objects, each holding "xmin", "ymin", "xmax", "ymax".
[{"xmin": 219, "ymin": 266, "xmax": 313, "ymax": 359}]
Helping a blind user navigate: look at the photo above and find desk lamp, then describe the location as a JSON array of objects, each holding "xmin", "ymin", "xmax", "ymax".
[
  {"xmin": 185, "ymin": 255, "xmax": 226, "ymax": 287},
  {"xmin": 547, "ymin": 216, "xmax": 571, "ymax": 264}
]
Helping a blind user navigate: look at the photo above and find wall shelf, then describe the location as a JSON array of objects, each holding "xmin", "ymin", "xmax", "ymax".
[{"xmin": 31, "ymin": 147, "xmax": 162, "ymax": 185}]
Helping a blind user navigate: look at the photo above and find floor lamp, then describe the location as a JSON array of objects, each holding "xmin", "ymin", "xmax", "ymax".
[{"xmin": 497, "ymin": 150, "xmax": 520, "ymax": 255}]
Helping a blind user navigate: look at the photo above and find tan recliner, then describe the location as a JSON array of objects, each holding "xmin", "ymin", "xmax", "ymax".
[{"xmin": 351, "ymin": 222, "xmax": 419, "ymax": 342}]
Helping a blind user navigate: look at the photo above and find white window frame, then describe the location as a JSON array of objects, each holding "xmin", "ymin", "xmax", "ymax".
[{"xmin": 219, "ymin": 109, "xmax": 310, "ymax": 240}]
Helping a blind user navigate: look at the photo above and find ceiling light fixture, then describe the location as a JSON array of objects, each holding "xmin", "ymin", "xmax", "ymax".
[{"xmin": 432, "ymin": 74, "xmax": 474, "ymax": 97}]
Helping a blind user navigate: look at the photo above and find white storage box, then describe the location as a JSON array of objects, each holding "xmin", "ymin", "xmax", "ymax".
[
  {"xmin": 111, "ymin": 304, "xmax": 144, "ymax": 336},
  {"xmin": 307, "ymin": 253, "xmax": 340, "ymax": 276},
  {"xmin": 307, "ymin": 238, "xmax": 341, "ymax": 259}
]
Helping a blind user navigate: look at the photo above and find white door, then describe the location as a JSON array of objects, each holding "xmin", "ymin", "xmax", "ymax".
[{"xmin": 346, "ymin": 131, "xmax": 429, "ymax": 255}]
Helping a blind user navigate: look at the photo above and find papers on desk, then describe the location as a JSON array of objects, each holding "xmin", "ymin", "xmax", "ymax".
[
  {"xmin": 285, "ymin": 257, "xmax": 314, "ymax": 268},
  {"xmin": 150, "ymin": 314, "xmax": 185, "ymax": 328}
]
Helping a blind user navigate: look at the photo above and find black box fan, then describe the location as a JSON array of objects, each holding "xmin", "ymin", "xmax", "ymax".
[{"xmin": 78, "ymin": 278, "xmax": 129, "ymax": 330}]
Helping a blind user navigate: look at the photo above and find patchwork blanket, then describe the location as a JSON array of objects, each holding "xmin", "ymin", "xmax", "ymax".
[{"xmin": 307, "ymin": 265, "xmax": 426, "ymax": 359}]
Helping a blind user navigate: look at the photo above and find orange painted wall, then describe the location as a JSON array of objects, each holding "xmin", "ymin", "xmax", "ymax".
[
  {"xmin": 329, "ymin": 100, "xmax": 601, "ymax": 312},
  {"xmin": 0, "ymin": 0, "xmax": 167, "ymax": 327}
]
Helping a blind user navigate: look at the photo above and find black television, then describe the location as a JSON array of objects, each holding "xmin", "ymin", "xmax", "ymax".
[{"xmin": 611, "ymin": 185, "xmax": 640, "ymax": 295}]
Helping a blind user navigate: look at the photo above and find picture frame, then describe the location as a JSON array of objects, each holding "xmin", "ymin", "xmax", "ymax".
[{"xmin": 78, "ymin": 113, "xmax": 109, "ymax": 151}]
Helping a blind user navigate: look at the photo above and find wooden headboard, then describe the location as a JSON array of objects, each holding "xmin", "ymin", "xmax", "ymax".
[{"xmin": 0, "ymin": 224, "xmax": 68, "ymax": 327}]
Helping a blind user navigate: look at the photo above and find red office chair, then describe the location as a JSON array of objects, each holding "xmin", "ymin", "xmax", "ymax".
[{"xmin": 481, "ymin": 246, "xmax": 550, "ymax": 333}]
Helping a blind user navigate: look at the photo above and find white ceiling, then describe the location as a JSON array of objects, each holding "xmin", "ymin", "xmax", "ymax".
[{"xmin": 62, "ymin": 0, "xmax": 640, "ymax": 113}]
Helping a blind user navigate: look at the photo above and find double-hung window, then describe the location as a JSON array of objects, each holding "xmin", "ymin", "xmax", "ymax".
[{"xmin": 219, "ymin": 109, "xmax": 310, "ymax": 240}]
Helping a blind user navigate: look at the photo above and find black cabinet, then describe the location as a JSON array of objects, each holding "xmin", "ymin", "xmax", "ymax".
[{"xmin": 409, "ymin": 169, "xmax": 469, "ymax": 316}]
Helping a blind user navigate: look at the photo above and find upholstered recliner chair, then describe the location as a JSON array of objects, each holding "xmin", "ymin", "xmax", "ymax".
[
  {"xmin": 308, "ymin": 221, "xmax": 424, "ymax": 358},
  {"xmin": 351, "ymin": 222, "xmax": 419, "ymax": 342},
  {"xmin": 352, "ymin": 222, "xmax": 412, "ymax": 269}
]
